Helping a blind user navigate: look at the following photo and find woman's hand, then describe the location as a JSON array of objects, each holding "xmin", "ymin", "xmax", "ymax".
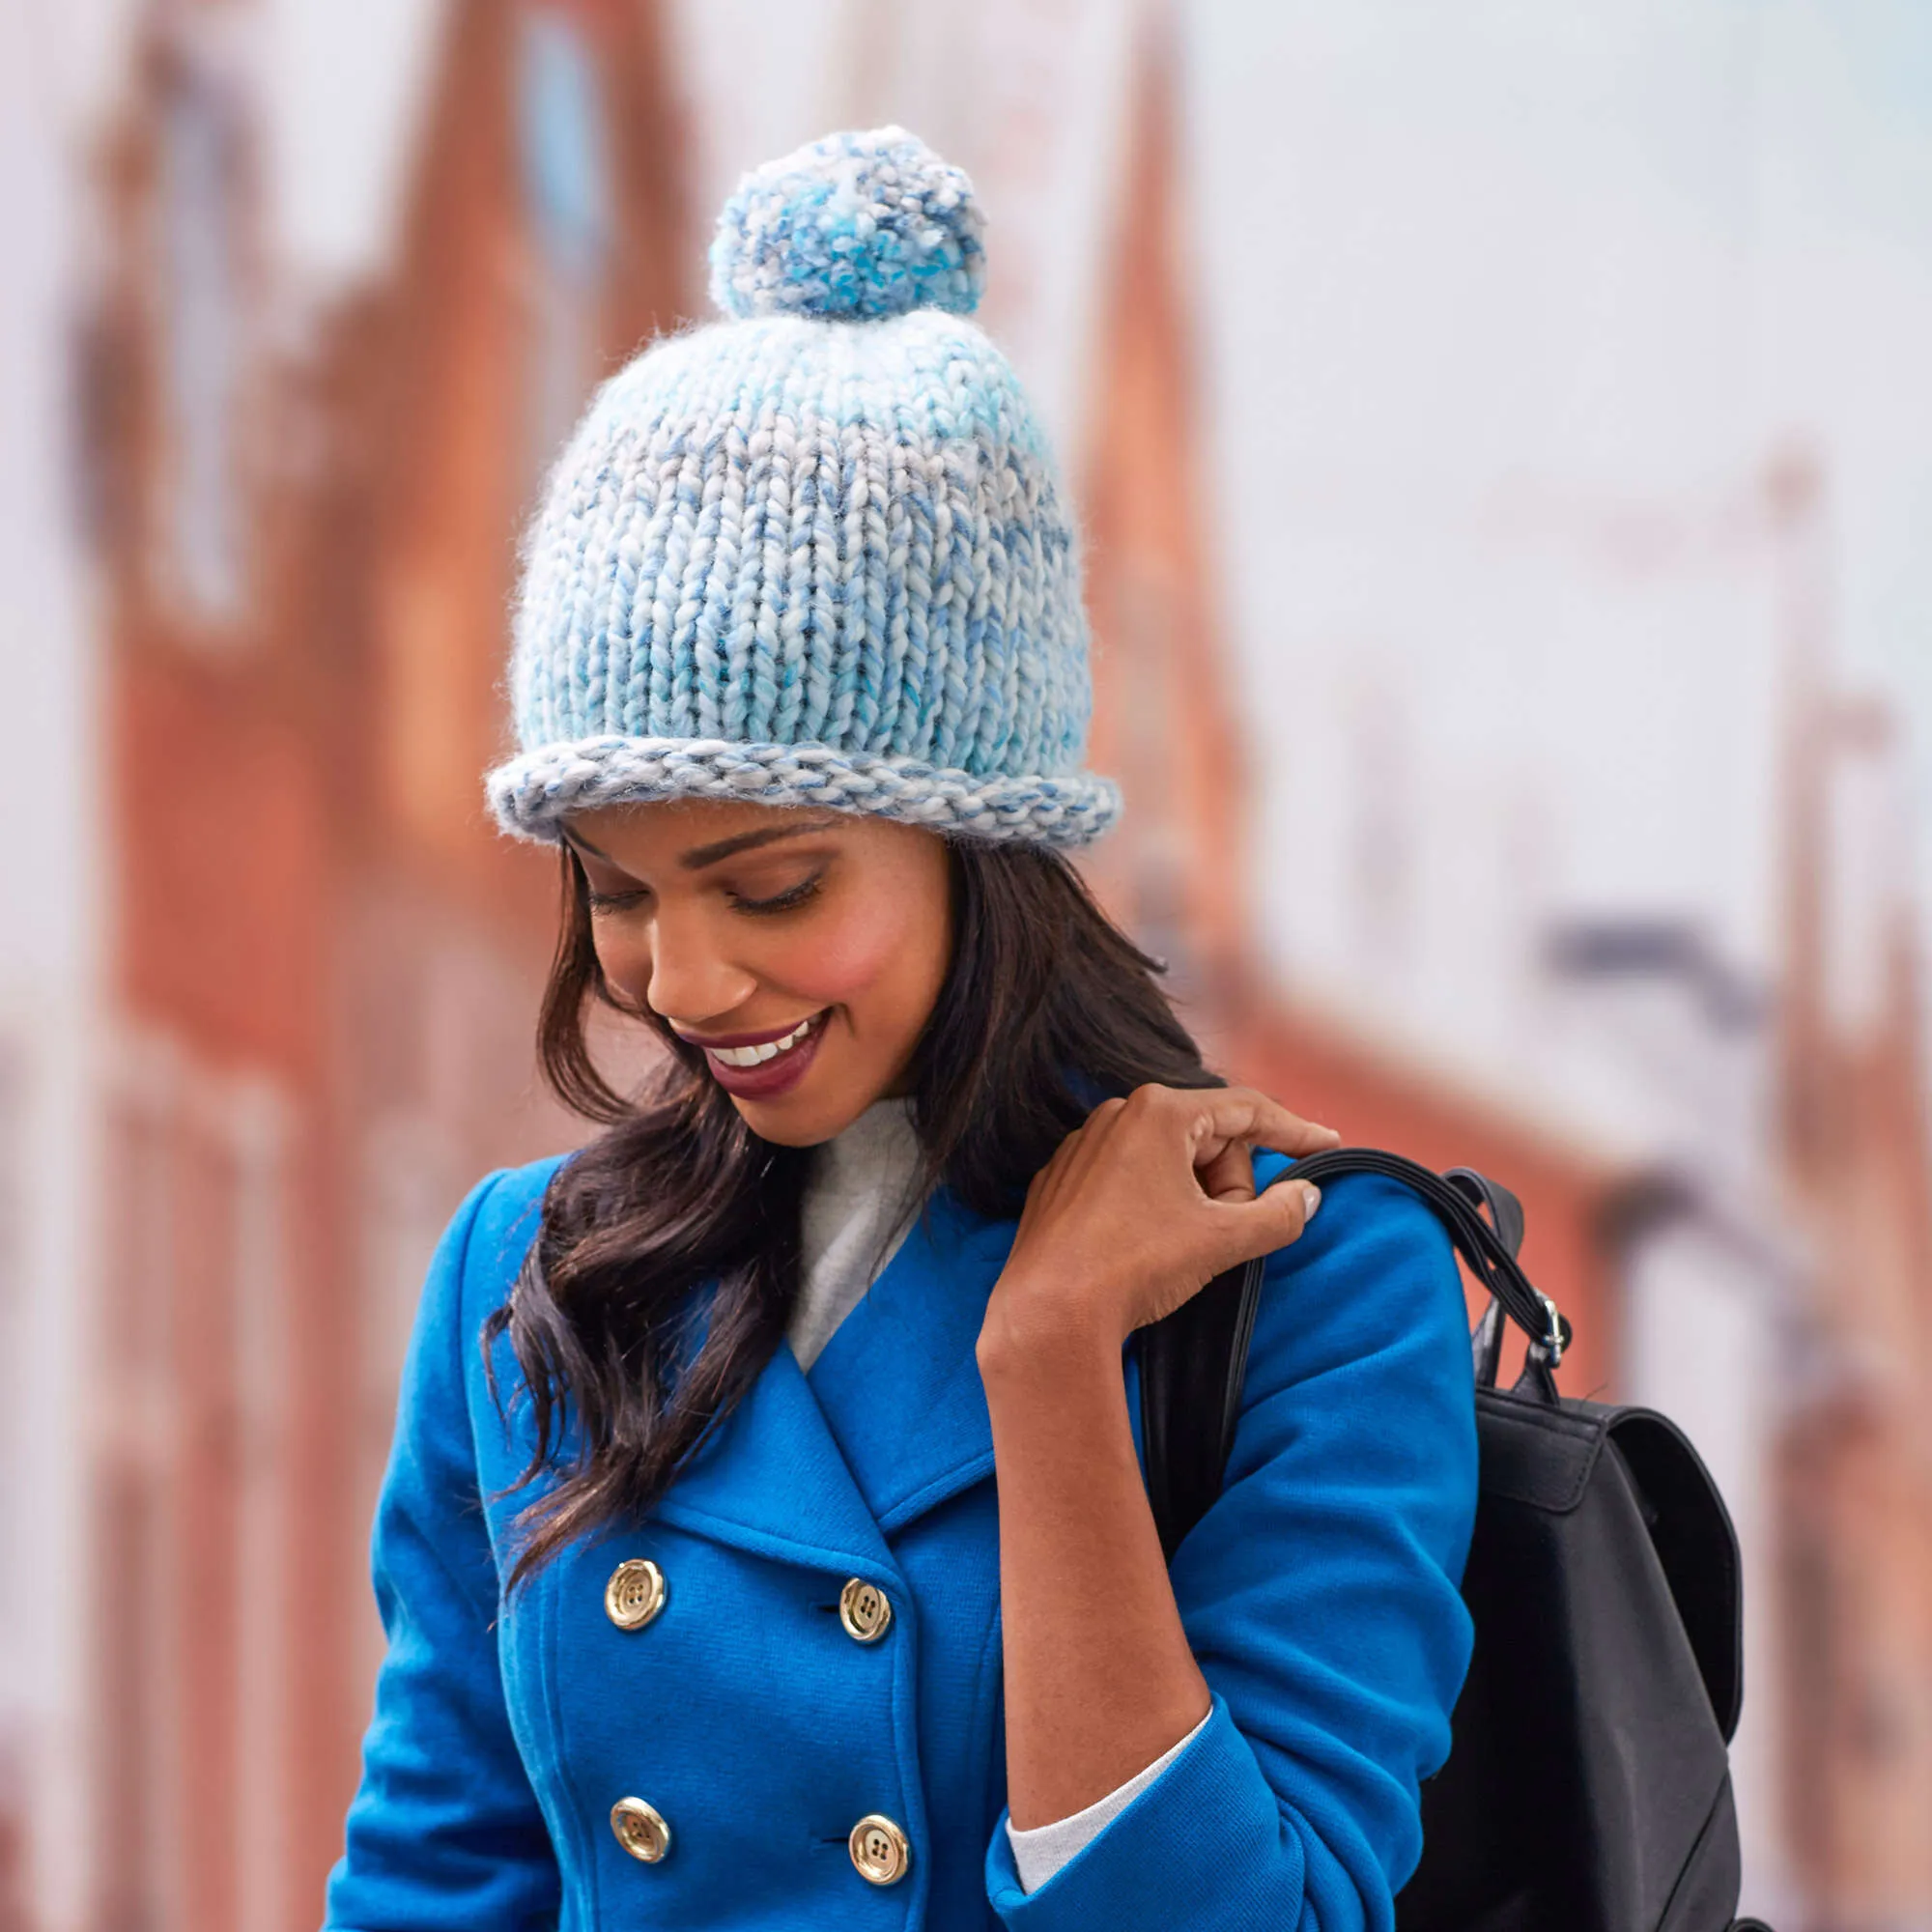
[{"xmin": 980, "ymin": 1084, "xmax": 1340, "ymax": 1359}]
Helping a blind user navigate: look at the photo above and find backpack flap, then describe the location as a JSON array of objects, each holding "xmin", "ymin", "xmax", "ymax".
[
  {"xmin": 1605, "ymin": 1407, "xmax": 1746, "ymax": 1746},
  {"xmin": 1472, "ymin": 1393, "xmax": 1745, "ymax": 1747}
]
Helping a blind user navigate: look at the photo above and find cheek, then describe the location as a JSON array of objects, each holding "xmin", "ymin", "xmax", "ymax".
[
  {"xmin": 784, "ymin": 882, "xmax": 948, "ymax": 1019},
  {"xmin": 782, "ymin": 914, "xmax": 917, "ymax": 1007},
  {"xmin": 592, "ymin": 928, "xmax": 651, "ymax": 992}
]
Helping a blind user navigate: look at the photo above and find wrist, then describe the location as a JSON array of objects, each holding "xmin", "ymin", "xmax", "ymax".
[{"xmin": 977, "ymin": 1274, "xmax": 1124, "ymax": 1388}]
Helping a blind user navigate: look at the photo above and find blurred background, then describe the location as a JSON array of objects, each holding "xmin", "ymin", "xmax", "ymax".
[{"xmin": 5, "ymin": 0, "xmax": 1932, "ymax": 1926}]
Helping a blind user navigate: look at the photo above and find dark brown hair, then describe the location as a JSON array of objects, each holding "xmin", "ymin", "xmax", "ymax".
[{"xmin": 485, "ymin": 833, "xmax": 1221, "ymax": 1587}]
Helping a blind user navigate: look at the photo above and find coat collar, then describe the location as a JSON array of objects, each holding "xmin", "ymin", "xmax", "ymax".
[
  {"xmin": 805, "ymin": 1184, "xmax": 1015, "ymax": 1532},
  {"xmin": 652, "ymin": 1185, "xmax": 1016, "ymax": 1576}
]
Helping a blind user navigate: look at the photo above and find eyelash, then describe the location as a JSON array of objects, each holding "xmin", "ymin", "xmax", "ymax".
[
  {"xmin": 732, "ymin": 873, "xmax": 825, "ymax": 916},
  {"xmin": 583, "ymin": 874, "xmax": 825, "ymax": 918}
]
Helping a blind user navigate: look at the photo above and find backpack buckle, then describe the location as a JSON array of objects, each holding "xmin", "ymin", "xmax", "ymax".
[{"xmin": 1539, "ymin": 1293, "xmax": 1568, "ymax": 1367}]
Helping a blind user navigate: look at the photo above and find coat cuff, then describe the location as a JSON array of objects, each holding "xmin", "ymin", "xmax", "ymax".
[
  {"xmin": 1003, "ymin": 1706, "xmax": 1210, "ymax": 1891},
  {"xmin": 984, "ymin": 1693, "xmax": 1302, "ymax": 1927}
]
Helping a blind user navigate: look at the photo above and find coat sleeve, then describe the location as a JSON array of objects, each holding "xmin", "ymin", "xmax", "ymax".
[
  {"xmin": 982, "ymin": 1164, "xmax": 1480, "ymax": 1932},
  {"xmin": 323, "ymin": 1169, "xmax": 561, "ymax": 1932}
]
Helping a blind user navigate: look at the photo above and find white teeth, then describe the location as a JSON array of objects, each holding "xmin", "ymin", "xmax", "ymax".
[{"xmin": 709, "ymin": 1011, "xmax": 819, "ymax": 1068}]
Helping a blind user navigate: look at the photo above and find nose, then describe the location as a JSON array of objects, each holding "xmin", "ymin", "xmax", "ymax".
[{"xmin": 640, "ymin": 904, "xmax": 758, "ymax": 1030}]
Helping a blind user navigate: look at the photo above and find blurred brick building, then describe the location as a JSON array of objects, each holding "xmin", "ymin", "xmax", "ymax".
[
  {"xmin": 75, "ymin": 1, "xmax": 681, "ymax": 1924},
  {"xmin": 28, "ymin": 3, "xmax": 1932, "ymax": 1930}
]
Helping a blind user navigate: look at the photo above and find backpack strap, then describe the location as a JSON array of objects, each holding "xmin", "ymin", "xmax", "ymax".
[
  {"xmin": 1445, "ymin": 1165, "xmax": 1526, "ymax": 1388},
  {"xmin": 1444, "ymin": 1165, "xmax": 1525, "ymax": 1261},
  {"xmin": 1139, "ymin": 1150, "xmax": 1549, "ymax": 1561},
  {"xmin": 1139, "ymin": 1253, "xmax": 1265, "ymax": 1564}
]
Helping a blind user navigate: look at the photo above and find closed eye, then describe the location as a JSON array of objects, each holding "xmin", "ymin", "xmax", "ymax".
[
  {"xmin": 584, "ymin": 875, "xmax": 823, "ymax": 916},
  {"xmin": 730, "ymin": 873, "xmax": 824, "ymax": 916},
  {"xmin": 584, "ymin": 885, "xmax": 651, "ymax": 914}
]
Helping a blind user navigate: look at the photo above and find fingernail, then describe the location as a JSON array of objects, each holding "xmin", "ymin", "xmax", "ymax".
[{"xmin": 1300, "ymin": 1182, "xmax": 1322, "ymax": 1219}]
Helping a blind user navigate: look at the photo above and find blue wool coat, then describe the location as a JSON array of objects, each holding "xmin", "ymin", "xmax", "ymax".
[{"xmin": 324, "ymin": 1149, "xmax": 1479, "ymax": 1931}]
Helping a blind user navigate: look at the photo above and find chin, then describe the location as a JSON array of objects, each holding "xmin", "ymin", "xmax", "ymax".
[
  {"xmin": 732, "ymin": 1104, "xmax": 822, "ymax": 1149},
  {"xmin": 727, "ymin": 1089, "xmax": 841, "ymax": 1149},
  {"xmin": 729, "ymin": 1065, "xmax": 899, "ymax": 1148}
]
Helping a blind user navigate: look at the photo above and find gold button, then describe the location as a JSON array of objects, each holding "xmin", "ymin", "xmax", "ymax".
[
  {"xmin": 848, "ymin": 1813, "xmax": 910, "ymax": 1886},
  {"xmin": 611, "ymin": 1797, "xmax": 671, "ymax": 1862},
  {"xmin": 838, "ymin": 1577, "xmax": 892, "ymax": 1644},
  {"xmin": 605, "ymin": 1558, "xmax": 667, "ymax": 1631}
]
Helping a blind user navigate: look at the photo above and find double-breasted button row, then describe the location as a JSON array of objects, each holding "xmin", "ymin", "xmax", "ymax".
[
  {"xmin": 602, "ymin": 1559, "xmax": 905, "ymax": 1881},
  {"xmin": 605, "ymin": 1560, "xmax": 893, "ymax": 1646},
  {"xmin": 609, "ymin": 1798, "xmax": 909, "ymax": 1882}
]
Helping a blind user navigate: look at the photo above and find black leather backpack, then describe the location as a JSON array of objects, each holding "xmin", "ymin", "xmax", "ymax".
[{"xmin": 1138, "ymin": 1148, "xmax": 1774, "ymax": 1932}]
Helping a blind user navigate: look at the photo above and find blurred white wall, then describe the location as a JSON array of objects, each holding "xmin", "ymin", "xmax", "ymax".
[
  {"xmin": 3, "ymin": 7, "xmax": 109, "ymax": 1925},
  {"xmin": 1184, "ymin": 0, "xmax": 1932, "ymax": 1121}
]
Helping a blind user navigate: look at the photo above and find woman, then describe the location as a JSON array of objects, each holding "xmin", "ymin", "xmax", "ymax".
[{"xmin": 325, "ymin": 129, "xmax": 1478, "ymax": 1931}]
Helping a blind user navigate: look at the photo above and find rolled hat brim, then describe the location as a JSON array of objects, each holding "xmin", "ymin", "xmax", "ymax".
[{"xmin": 486, "ymin": 736, "xmax": 1122, "ymax": 849}]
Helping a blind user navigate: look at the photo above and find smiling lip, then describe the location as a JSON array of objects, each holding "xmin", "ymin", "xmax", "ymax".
[
  {"xmin": 680, "ymin": 1009, "xmax": 832, "ymax": 1101},
  {"xmin": 675, "ymin": 1013, "xmax": 826, "ymax": 1050}
]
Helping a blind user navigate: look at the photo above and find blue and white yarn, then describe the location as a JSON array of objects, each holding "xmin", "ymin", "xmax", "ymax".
[
  {"xmin": 709, "ymin": 127, "xmax": 985, "ymax": 322},
  {"xmin": 486, "ymin": 125, "xmax": 1121, "ymax": 850}
]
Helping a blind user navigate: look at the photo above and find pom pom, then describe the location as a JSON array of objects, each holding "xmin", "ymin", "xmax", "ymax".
[{"xmin": 709, "ymin": 126, "xmax": 986, "ymax": 322}]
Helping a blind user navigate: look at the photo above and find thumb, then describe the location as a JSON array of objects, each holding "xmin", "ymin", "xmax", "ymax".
[{"xmin": 1207, "ymin": 1174, "xmax": 1322, "ymax": 1269}]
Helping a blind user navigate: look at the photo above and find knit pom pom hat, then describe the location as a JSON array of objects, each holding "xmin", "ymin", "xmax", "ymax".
[{"xmin": 485, "ymin": 126, "xmax": 1122, "ymax": 849}]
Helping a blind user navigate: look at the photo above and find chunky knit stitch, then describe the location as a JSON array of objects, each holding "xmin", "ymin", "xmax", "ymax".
[{"xmin": 486, "ymin": 126, "xmax": 1121, "ymax": 849}]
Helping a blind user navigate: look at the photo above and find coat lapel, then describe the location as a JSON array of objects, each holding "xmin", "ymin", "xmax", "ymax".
[
  {"xmin": 652, "ymin": 1329, "xmax": 895, "ymax": 1578},
  {"xmin": 803, "ymin": 1184, "xmax": 1017, "ymax": 1535},
  {"xmin": 649, "ymin": 1184, "xmax": 1018, "ymax": 1573}
]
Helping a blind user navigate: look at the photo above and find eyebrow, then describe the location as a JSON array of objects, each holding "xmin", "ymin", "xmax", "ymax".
[{"xmin": 561, "ymin": 813, "xmax": 845, "ymax": 873}]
